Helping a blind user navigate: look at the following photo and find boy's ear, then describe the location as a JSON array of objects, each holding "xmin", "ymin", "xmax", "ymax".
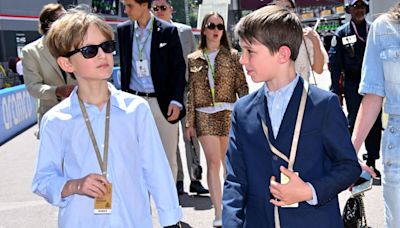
[
  {"xmin": 57, "ymin": 56, "xmax": 74, "ymax": 73},
  {"xmin": 277, "ymin": 45, "xmax": 292, "ymax": 64}
]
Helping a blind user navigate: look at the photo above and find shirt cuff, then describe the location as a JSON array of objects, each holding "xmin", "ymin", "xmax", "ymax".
[
  {"xmin": 170, "ymin": 100, "xmax": 183, "ymax": 110},
  {"xmin": 157, "ymin": 205, "xmax": 182, "ymax": 227},
  {"xmin": 306, "ymin": 182, "xmax": 318, "ymax": 205}
]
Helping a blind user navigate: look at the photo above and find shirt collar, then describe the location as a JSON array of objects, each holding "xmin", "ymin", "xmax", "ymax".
[
  {"xmin": 69, "ymin": 82, "xmax": 126, "ymax": 116},
  {"xmin": 264, "ymin": 74, "xmax": 300, "ymax": 97},
  {"xmin": 134, "ymin": 15, "xmax": 154, "ymax": 32}
]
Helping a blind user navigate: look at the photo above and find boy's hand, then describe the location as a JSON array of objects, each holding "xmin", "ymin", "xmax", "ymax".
[
  {"xmin": 269, "ymin": 166, "xmax": 313, "ymax": 207},
  {"xmin": 185, "ymin": 127, "xmax": 196, "ymax": 140},
  {"xmin": 61, "ymin": 174, "xmax": 109, "ymax": 198},
  {"xmin": 76, "ymin": 174, "xmax": 110, "ymax": 198},
  {"xmin": 167, "ymin": 104, "xmax": 180, "ymax": 121}
]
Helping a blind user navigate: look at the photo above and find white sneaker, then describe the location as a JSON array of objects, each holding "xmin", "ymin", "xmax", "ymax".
[{"xmin": 212, "ymin": 218, "xmax": 222, "ymax": 227}]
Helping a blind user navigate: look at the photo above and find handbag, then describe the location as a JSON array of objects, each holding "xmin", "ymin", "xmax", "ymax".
[{"xmin": 342, "ymin": 195, "xmax": 368, "ymax": 228}]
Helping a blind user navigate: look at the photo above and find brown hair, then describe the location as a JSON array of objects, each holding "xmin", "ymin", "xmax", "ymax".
[
  {"xmin": 46, "ymin": 10, "xmax": 114, "ymax": 58},
  {"xmin": 235, "ymin": 5, "xmax": 303, "ymax": 61},
  {"xmin": 121, "ymin": 0, "xmax": 153, "ymax": 9},
  {"xmin": 198, "ymin": 12, "xmax": 231, "ymax": 50},
  {"xmin": 39, "ymin": 3, "xmax": 64, "ymax": 35}
]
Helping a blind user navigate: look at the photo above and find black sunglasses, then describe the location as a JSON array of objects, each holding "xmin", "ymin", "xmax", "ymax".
[
  {"xmin": 152, "ymin": 5, "xmax": 168, "ymax": 12},
  {"xmin": 206, "ymin": 23, "xmax": 224, "ymax": 31},
  {"xmin": 64, "ymin": 40, "xmax": 116, "ymax": 59}
]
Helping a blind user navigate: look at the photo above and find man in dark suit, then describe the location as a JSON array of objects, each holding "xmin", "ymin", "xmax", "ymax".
[
  {"xmin": 118, "ymin": 0, "xmax": 186, "ymax": 183},
  {"xmin": 222, "ymin": 6, "xmax": 361, "ymax": 227}
]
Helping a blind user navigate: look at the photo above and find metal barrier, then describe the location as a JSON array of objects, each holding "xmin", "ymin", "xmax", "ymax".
[{"xmin": 0, "ymin": 85, "xmax": 37, "ymax": 145}]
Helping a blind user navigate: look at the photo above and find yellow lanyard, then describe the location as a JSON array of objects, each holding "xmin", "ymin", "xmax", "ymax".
[
  {"xmin": 203, "ymin": 49, "xmax": 218, "ymax": 105},
  {"xmin": 78, "ymin": 96, "xmax": 111, "ymax": 177},
  {"xmin": 135, "ymin": 17, "xmax": 155, "ymax": 61}
]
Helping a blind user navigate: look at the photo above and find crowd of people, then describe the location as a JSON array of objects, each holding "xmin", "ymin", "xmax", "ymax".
[{"xmin": 24, "ymin": 0, "xmax": 400, "ymax": 227}]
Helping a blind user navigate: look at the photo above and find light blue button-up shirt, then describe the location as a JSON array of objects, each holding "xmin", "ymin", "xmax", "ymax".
[
  {"xmin": 360, "ymin": 14, "xmax": 400, "ymax": 115},
  {"xmin": 130, "ymin": 17, "xmax": 155, "ymax": 93},
  {"xmin": 32, "ymin": 83, "xmax": 182, "ymax": 227},
  {"xmin": 264, "ymin": 76, "xmax": 299, "ymax": 138},
  {"xmin": 264, "ymin": 75, "xmax": 317, "ymax": 205}
]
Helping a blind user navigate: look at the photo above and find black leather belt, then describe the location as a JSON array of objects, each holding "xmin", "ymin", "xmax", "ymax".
[{"xmin": 127, "ymin": 89, "xmax": 157, "ymax": 97}]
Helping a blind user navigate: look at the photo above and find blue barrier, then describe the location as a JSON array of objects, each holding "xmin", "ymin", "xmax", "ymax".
[
  {"xmin": 0, "ymin": 85, "xmax": 37, "ymax": 145},
  {"xmin": 112, "ymin": 67, "xmax": 121, "ymax": 90}
]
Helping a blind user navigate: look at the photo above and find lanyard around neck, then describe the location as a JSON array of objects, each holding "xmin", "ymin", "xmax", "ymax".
[
  {"xmin": 203, "ymin": 48, "xmax": 218, "ymax": 104},
  {"xmin": 351, "ymin": 21, "xmax": 368, "ymax": 43},
  {"xmin": 261, "ymin": 80, "xmax": 309, "ymax": 171},
  {"xmin": 78, "ymin": 96, "xmax": 111, "ymax": 177},
  {"xmin": 135, "ymin": 17, "xmax": 155, "ymax": 61}
]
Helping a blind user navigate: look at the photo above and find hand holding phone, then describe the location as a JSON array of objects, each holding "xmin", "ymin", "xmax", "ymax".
[{"xmin": 351, "ymin": 171, "xmax": 373, "ymax": 196}]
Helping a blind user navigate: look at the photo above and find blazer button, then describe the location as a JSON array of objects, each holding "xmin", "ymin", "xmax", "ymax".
[
  {"xmin": 272, "ymin": 155, "xmax": 278, "ymax": 161},
  {"xmin": 210, "ymin": 103, "xmax": 213, "ymax": 106}
]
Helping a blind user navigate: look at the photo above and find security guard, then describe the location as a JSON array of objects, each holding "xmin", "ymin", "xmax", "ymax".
[{"xmin": 329, "ymin": 0, "xmax": 382, "ymax": 177}]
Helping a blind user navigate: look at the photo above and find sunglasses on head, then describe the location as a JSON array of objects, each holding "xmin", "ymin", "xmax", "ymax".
[
  {"xmin": 64, "ymin": 40, "xmax": 116, "ymax": 59},
  {"xmin": 351, "ymin": 3, "xmax": 367, "ymax": 9},
  {"xmin": 152, "ymin": 5, "xmax": 168, "ymax": 12},
  {"xmin": 206, "ymin": 23, "xmax": 224, "ymax": 31}
]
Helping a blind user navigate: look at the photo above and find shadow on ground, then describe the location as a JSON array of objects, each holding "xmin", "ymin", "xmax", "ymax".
[
  {"xmin": 180, "ymin": 221, "xmax": 192, "ymax": 228},
  {"xmin": 179, "ymin": 193, "xmax": 212, "ymax": 210}
]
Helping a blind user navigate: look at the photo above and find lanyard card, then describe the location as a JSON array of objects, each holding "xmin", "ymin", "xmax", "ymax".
[
  {"xmin": 94, "ymin": 183, "xmax": 112, "ymax": 214},
  {"xmin": 280, "ymin": 172, "xmax": 299, "ymax": 208},
  {"xmin": 136, "ymin": 60, "xmax": 150, "ymax": 78}
]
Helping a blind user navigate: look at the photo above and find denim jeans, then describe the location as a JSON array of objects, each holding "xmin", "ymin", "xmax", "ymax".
[{"xmin": 382, "ymin": 115, "xmax": 400, "ymax": 227}]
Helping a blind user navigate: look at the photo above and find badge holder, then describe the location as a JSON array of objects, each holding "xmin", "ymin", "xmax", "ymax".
[{"xmin": 94, "ymin": 183, "xmax": 112, "ymax": 214}]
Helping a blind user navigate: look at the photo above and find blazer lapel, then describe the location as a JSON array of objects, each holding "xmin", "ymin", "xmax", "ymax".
[
  {"xmin": 275, "ymin": 77, "xmax": 304, "ymax": 141},
  {"xmin": 150, "ymin": 18, "xmax": 161, "ymax": 68},
  {"xmin": 128, "ymin": 22, "xmax": 134, "ymax": 63},
  {"xmin": 255, "ymin": 85, "xmax": 275, "ymax": 144}
]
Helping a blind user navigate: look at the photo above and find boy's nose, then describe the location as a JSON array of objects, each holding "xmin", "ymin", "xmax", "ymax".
[{"xmin": 239, "ymin": 54, "xmax": 247, "ymax": 65}]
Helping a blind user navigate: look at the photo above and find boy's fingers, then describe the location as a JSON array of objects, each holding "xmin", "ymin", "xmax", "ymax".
[{"xmin": 270, "ymin": 199, "xmax": 287, "ymax": 207}]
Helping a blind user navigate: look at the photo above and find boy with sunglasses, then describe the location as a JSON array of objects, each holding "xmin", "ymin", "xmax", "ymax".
[
  {"xmin": 222, "ymin": 5, "xmax": 360, "ymax": 227},
  {"xmin": 32, "ymin": 10, "xmax": 181, "ymax": 228}
]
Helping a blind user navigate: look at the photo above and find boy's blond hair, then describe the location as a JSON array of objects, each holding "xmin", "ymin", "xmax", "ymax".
[
  {"xmin": 46, "ymin": 10, "xmax": 114, "ymax": 58},
  {"xmin": 235, "ymin": 5, "xmax": 303, "ymax": 61}
]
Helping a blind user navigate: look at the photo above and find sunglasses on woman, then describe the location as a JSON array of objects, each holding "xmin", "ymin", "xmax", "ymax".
[
  {"xmin": 64, "ymin": 40, "xmax": 116, "ymax": 59},
  {"xmin": 152, "ymin": 5, "xmax": 168, "ymax": 12},
  {"xmin": 206, "ymin": 23, "xmax": 224, "ymax": 31}
]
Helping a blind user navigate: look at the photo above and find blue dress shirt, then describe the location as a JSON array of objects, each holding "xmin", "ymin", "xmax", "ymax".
[
  {"xmin": 130, "ymin": 17, "xmax": 155, "ymax": 93},
  {"xmin": 32, "ymin": 83, "xmax": 182, "ymax": 227}
]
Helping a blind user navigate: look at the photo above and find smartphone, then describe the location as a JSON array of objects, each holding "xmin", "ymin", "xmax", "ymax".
[{"xmin": 351, "ymin": 171, "xmax": 373, "ymax": 196}]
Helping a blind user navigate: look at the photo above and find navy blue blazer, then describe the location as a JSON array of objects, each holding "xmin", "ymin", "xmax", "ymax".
[
  {"xmin": 222, "ymin": 78, "xmax": 361, "ymax": 228},
  {"xmin": 117, "ymin": 18, "xmax": 186, "ymax": 123}
]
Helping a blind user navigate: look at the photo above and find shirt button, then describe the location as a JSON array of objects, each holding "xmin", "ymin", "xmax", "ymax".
[
  {"xmin": 386, "ymin": 161, "xmax": 392, "ymax": 167},
  {"xmin": 388, "ymin": 144, "xmax": 393, "ymax": 150},
  {"xmin": 390, "ymin": 127, "xmax": 395, "ymax": 133},
  {"xmin": 272, "ymin": 155, "xmax": 278, "ymax": 161}
]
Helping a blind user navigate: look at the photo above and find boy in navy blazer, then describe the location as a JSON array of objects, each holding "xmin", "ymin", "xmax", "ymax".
[{"xmin": 222, "ymin": 5, "xmax": 361, "ymax": 228}]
